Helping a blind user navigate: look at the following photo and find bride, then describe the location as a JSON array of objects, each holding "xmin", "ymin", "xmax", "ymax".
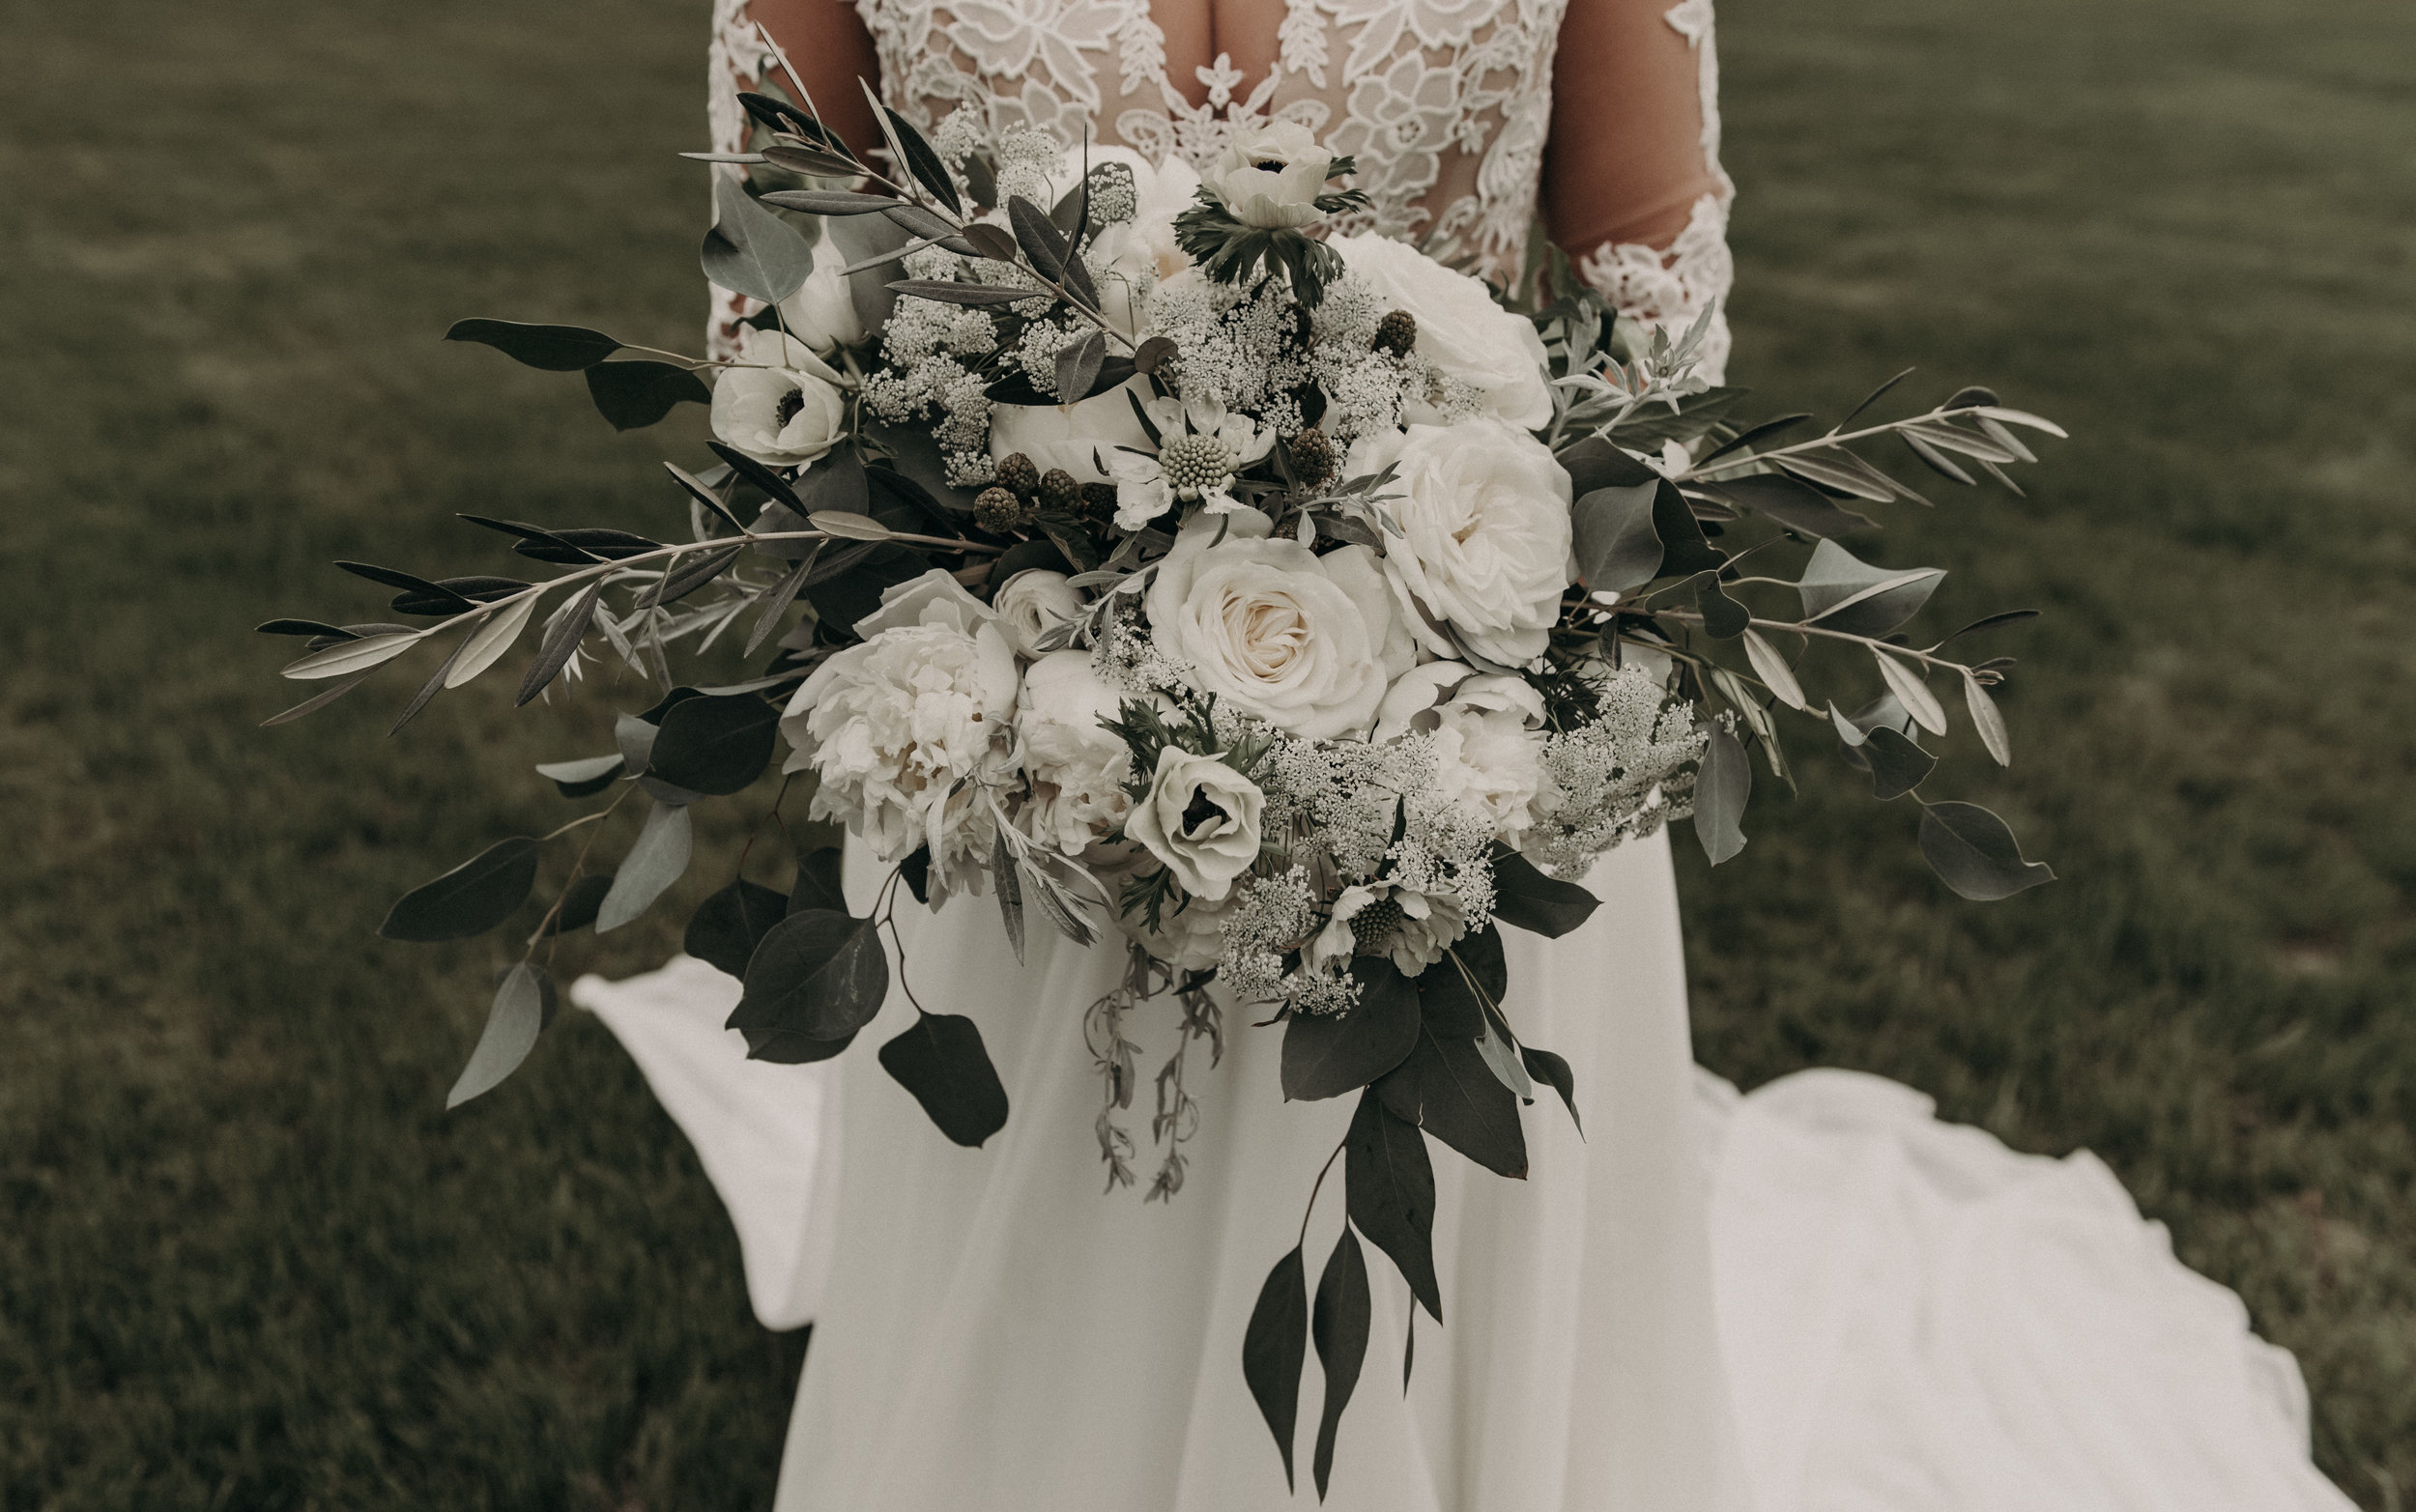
[{"xmin": 580, "ymin": 1, "xmax": 2357, "ymax": 1507}]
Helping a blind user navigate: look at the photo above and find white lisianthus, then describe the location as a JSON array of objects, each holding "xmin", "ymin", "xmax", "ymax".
[
  {"xmin": 1016, "ymin": 650, "xmax": 1135, "ymax": 855},
  {"xmin": 783, "ymin": 570, "xmax": 1020, "ymax": 898},
  {"xmin": 1375, "ymin": 663, "xmax": 1554, "ymax": 842},
  {"xmin": 990, "ymin": 377, "xmax": 1154, "ymax": 486},
  {"xmin": 992, "ymin": 569, "xmax": 1086, "ymax": 659},
  {"xmin": 1304, "ymin": 880, "xmax": 1468, "ymax": 978},
  {"xmin": 1106, "ymin": 392, "xmax": 1276, "ymax": 529},
  {"xmin": 712, "ymin": 327, "xmax": 849, "ymax": 467},
  {"xmin": 1331, "ymin": 233, "xmax": 1552, "ymax": 430},
  {"xmin": 775, "ymin": 236, "xmax": 866, "ymax": 354},
  {"xmin": 1143, "ymin": 508, "xmax": 1414, "ymax": 739},
  {"xmin": 1203, "ymin": 120, "xmax": 1334, "ymax": 229},
  {"xmin": 1124, "ymin": 746, "xmax": 1265, "ymax": 901},
  {"xmin": 1347, "ymin": 418, "xmax": 1573, "ymax": 668}
]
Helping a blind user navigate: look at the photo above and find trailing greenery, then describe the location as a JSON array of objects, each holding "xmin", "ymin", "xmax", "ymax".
[{"xmin": 0, "ymin": 0, "xmax": 2408, "ymax": 1506}]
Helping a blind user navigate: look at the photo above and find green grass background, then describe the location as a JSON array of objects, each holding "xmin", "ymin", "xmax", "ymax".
[{"xmin": 1, "ymin": 0, "xmax": 2408, "ymax": 1504}]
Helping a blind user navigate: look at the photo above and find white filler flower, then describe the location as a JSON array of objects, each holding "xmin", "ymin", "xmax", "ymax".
[
  {"xmin": 1125, "ymin": 747, "xmax": 1265, "ymax": 901},
  {"xmin": 1332, "ymin": 232, "xmax": 1553, "ymax": 430},
  {"xmin": 711, "ymin": 327, "xmax": 849, "ymax": 467},
  {"xmin": 1349, "ymin": 417, "xmax": 1573, "ymax": 668}
]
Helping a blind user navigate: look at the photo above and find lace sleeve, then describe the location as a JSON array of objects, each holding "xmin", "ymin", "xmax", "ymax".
[{"xmin": 1544, "ymin": 0, "xmax": 1736, "ymax": 384}]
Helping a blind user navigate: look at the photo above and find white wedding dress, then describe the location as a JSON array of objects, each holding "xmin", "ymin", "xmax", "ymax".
[{"xmin": 575, "ymin": 3, "xmax": 2357, "ymax": 1507}]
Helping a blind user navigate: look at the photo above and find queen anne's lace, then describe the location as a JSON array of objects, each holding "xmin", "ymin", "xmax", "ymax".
[{"xmin": 706, "ymin": 0, "xmax": 1734, "ymax": 378}]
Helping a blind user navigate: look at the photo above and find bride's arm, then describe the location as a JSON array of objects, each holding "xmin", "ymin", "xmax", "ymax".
[{"xmin": 1542, "ymin": 0, "xmax": 1737, "ymax": 381}]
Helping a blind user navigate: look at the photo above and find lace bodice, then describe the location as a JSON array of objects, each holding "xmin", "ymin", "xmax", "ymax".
[{"xmin": 708, "ymin": 0, "xmax": 1733, "ymax": 377}]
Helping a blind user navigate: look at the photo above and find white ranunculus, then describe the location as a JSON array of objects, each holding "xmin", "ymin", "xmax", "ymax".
[
  {"xmin": 992, "ymin": 569, "xmax": 1085, "ymax": 659},
  {"xmin": 1143, "ymin": 508, "xmax": 1414, "ymax": 740},
  {"xmin": 1375, "ymin": 663, "xmax": 1553, "ymax": 842},
  {"xmin": 1016, "ymin": 650, "xmax": 1135, "ymax": 856},
  {"xmin": 775, "ymin": 236, "xmax": 867, "ymax": 354},
  {"xmin": 1303, "ymin": 880, "xmax": 1468, "ymax": 978},
  {"xmin": 1331, "ymin": 233, "xmax": 1552, "ymax": 430},
  {"xmin": 1203, "ymin": 120, "xmax": 1334, "ymax": 229},
  {"xmin": 1126, "ymin": 746, "xmax": 1264, "ymax": 901},
  {"xmin": 990, "ymin": 376, "xmax": 1154, "ymax": 485},
  {"xmin": 1347, "ymin": 418, "xmax": 1573, "ymax": 668},
  {"xmin": 783, "ymin": 570, "xmax": 1021, "ymax": 899},
  {"xmin": 712, "ymin": 327, "xmax": 849, "ymax": 467}
]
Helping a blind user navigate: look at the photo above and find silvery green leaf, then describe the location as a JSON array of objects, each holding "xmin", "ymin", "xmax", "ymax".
[
  {"xmin": 1792, "ymin": 539, "xmax": 1942, "ymax": 637},
  {"xmin": 1901, "ymin": 431, "xmax": 1976, "ymax": 486},
  {"xmin": 260, "ymin": 670, "xmax": 374, "ymax": 727},
  {"xmin": 1569, "ymin": 480, "xmax": 1662, "ymax": 591},
  {"xmin": 992, "ymin": 827, "xmax": 1025, "ymax": 964},
  {"xmin": 1901, "ymin": 418, "xmax": 2022, "ymax": 466},
  {"xmin": 1964, "ymin": 671, "xmax": 2013, "ymax": 766},
  {"xmin": 1692, "ymin": 724, "xmax": 1749, "ymax": 865},
  {"xmin": 1053, "ymin": 329, "xmax": 1107, "ymax": 405},
  {"xmin": 596, "ymin": 801, "xmax": 694, "ymax": 932},
  {"xmin": 1771, "ymin": 450, "xmax": 1905, "ymax": 503},
  {"xmin": 701, "ymin": 170, "xmax": 817, "ymax": 305},
  {"xmin": 444, "ymin": 592, "xmax": 540, "ymax": 689},
  {"xmin": 744, "ymin": 551, "xmax": 818, "ymax": 656},
  {"xmin": 1872, "ymin": 650, "xmax": 1948, "ymax": 736},
  {"xmin": 809, "ymin": 510, "xmax": 893, "ymax": 541},
  {"xmin": 758, "ymin": 187, "xmax": 899, "ymax": 214},
  {"xmin": 1918, "ymin": 802, "xmax": 2055, "ymax": 900},
  {"xmin": 446, "ymin": 962, "xmax": 554, "ymax": 1110},
  {"xmin": 1473, "ymin": 1017, "xmax": 1533, "ymax": 1098},
  {"xmin": 1970, "ymin": 406, "xmax": 2068, "ymax": 439},
  {"xmin": 1740, "ymin": 629, "xmax": 1805, "ymax": 710},
  {"xmin": 281, "ymin": 630, "xmax": 421, "ymax": 680}
]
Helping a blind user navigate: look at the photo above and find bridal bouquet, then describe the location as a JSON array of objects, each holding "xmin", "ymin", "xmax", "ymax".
[{"xmin": 262, "ymin": 55, "xmax": 2058, "ymax": 1496}]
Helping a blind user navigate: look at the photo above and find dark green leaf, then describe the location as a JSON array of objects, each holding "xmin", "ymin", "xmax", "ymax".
[
  {"xmin": 446, "ymin": 962, "xmax": 554, "ymax": 1110},
  {"xmin": 899, "ymin": 847, "xmax": 931, "ymax": 905},
  {"xmin": 1452, "ymin": 925, "xmax": 1507, "ymax": 1003},
  {"xmin": 1375, "ymin": 1028, "xmax": 1528, "ymax": 1178},
  {"xmin": 884, "ymin": 106, "xmax": 962, "ymax": 215},
  {"xmin": 882, "ymin": 202, "xmax": 973, "ymax": 252},
  {"xmin": 1555, "ymin": 434, "xmax": 1659, "ymax": 496},
  {"xmin": 255, "ymin": 618, "xmax": 355, "ymax": 640},
  {"xmin": 1696, "ymin": 576, "xmax": 1749, "ymax": 639},
  {"xmin": 878, "ymin": 1011, "xmax": 1010, "ymax": 1146},
  {"xmin": 701, "ymin": 170, "xmax": 817, "ymax": 305},
  {"xmin": 586, "ymin": 360, "xmax": 712, "ymax": 432},
  {"xmin": 539, "ymin": 873, "xmax": 615, "ymax": 938},
  {"xmin": 789, "ymin": 845, "xmax": 848, "ymax": 916},
  {"xmin": 380, "ymin": 837, "xmax": 539, "ymax": 942},
  {"xmin": 647, "ymin": 693, "xmax": 779, "ymax": 795},
  {"xmin": 1918, "ymin": 802, "xmax": 2056, "ymax": 901},
  {"xmin": 885, "ymin": 278, "xmax": 1034, "ymax": 307},
  {"xmin": 1691, "ymin": 473, "xmax": 1876, "ymax": 538},
  {"xmin": 513, "ymin": 526, "xmax": 656, "ymax": 564},
  {"xmin": 1520, "ymin": 1046, "xmax": 1580, "ymax": 1135},
  {"xmin": 662, "ymin": 461, "xmax": 749, "ymax": 535},
  {"xmin": 684, "ymin": 878, "xmax": 790, "ymax": 978},
  {"xmin": 760, "ymin": 142, "xmax": 859, "ymax": 177},
  {"xmin": 1280, "ymin": 958, "xmax": 1421, "ymax": 1099},
  {"xmin": 460, "ymin": 515, "xmax": 599, "ymax": 562},
  {"xmin": 1053, "ymin": 328, "xmax": 1107, "ymax": 404},
  {"xmin": 1693, "ymin": 412, "xmax": 1813, "ymax": 470},
  {"xmin": 1863, "ymin": 725, "xmax": 1936, "ymax": 800},
  {"xmin": 1344, "ymin": 1090, "xmax": 1440, "ymax": 1322},
  {"xmin": 757, "ymin": 188, "xmax": 900, "ymax": 215},
  {"xmin": 1837, "ymin": 366, "xmax": 1916, "ymax": 431},
  {"xmin": 733, "ymin": 908, "xmax": 890, "ymax": 1043},
  {"xmin": 1411, "ymin": 958, "xmax": 1484, "ymax": 1040},
  {"xmin": 388, "ymin": 575, "xmax": 529, "ymax": 617},
  {"xmin": 1693, "ymin": 724, "xmax": 1750, "ymax": 865},
  {"xmin": 443, "ymin": 318, "xmax": 619, "ymax": 372},
  {"xmin": 1242, "ymin": 1245, "xmax": 1309, "ymax": 1493},
  {"xmin": 1489, "ymin": 850, "xmax": 1599, "ymax": 938},
  {"xmin": 1652, "ymin": 479, "xmax": 1724, "ymax": 575},
  {"xmin": 1570, "ymin": 481, "xmax": 1662, "ymax": 591},
  {"xmin": 960, "ymin": 222, "xmax": 1019, "ymax": 260},
  {"xmin": 1792, "ymin": 538, "xmax": 1943, "ymax": 638},
  {"xmin": 1610, "ymin": 385, "xmax": 1747, "ymax": 449},
  {"xmin": 1939, "ymin": 609, "xmax": 2040, "ymax": 645},
  {"xmin": 1310, "ymin": 1230, "xmax": 1372, "ymax": 1499},
  {"xmin": 335, "ymin": 560, "xmax": 475, "ymax": 614},
  {"xmin": 596, "ymin": 801, "xmax": 694, "ymax": 931},
  {"xmin": 735, "ymin": 91, "xmax": 817, "ymax": 137},
  {"xmin": 533, "ymin": 753, "xmax": 623, "ymax": 798},
  {"xmin": 515, "ymin": 579, "xmax": 604, "ymax": 706}
]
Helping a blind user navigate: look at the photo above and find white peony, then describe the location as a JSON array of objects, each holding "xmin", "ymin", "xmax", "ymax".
[
  {"xmin": 1375, "ymin": 663, "xmax": 1554, "ymax": 842},
  {"xmin": 1202, "ymin": 120, "xmax": 1333, "ymax": 229},
  {"xmin": 1347, "ymin": 418, "xmax": 1573, "ymax": 668},
  {"xmin": 711, "ymin": 327, "xmax": 849, "ymax": 467},
  {"xmin": 782, "ymin": 570, "xmax": 1021, "ymax": 899},
  {"xmin": 775, "ymin": 235, "xmax": 866, "ymax": 354},
  {"xmin": 991, "ymin": 568, "xmax": 1086, "ymax": 659},
  {"xmin": 1125, "ymin": 746, "xmax": 1265, "ymax": 901},
  {"xmin": 1331, "ymin": 233, "xmax": 1553, "ymax": 430},
  {"xmin": 1016, "ymin": 650, "xmax": 1135, "ymax": 856},
  {"xmin": 1079, "ymin": 146, "xmax": 1201, "ymax": 335},
  {"xmin": 1143, "ymin": 508, "xmax": 1414, "ymax": 740},
  {"xmin": 990, "ymin": 377, "xmax": 1154, "ymax": 486},
  {"xmin": 1303, "ymin": 880, "xmax": 1468, "ymax": 978}
]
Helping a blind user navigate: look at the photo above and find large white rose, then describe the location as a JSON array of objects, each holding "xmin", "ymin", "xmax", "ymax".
[
  {"xmin": 783, "ymin": 570, "xmax": 1020, "ymax": 899},
  {"xmin": 1331, "ymin": 232, "xmax": 1552, "ymax": 430},
  {"xmin": 775, "ymin": 235, "xmax": 867, "ymax": 354},
  {"xmin": 1203, "ymin": 120, "xmax": 1333, "ymax": 229},
  {"xmin": 1125, "ymin": 746, "xmax": 1264, "ymax": 901},
  {"xmin": 1348, "ymin": 418, "xmax": 1572, "ymax": 667},
  {"xmin": 991, "ymin": 569, "xmax": 1086, "ymax": 659},
  {"xmin": 990, "ymin": 376, "xmax": 1154, "ymax": 485},
  {"xmin": 712, "ymin": 327, "xmax": 849, "ymax": 467},
  {"xmin": 1016, "ymin": 650, "xmax": 1135, "ymax": 856},
  {"xmin": 1144, "ymin": 509, "xmax": 1413, "ymax": 740},
  {"xmin": 1375, "ymin": 663, "xmax": 1553, "ymax": 842}
]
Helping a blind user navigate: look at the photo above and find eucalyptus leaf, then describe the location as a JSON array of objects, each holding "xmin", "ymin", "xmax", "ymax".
[
  {"xmin": 1792, "ymin": 539, "xmax": 1943, "ymax": 638},
  {"xmin": 1697, "ymin": 576, "xmax": 1750, "ymax": 640},
  {"xmin": 380, "ymin": 837, "xmax": 539, "ymax": 942},
  {"xmin": 684, "ymin": 877, "xmax": 790, "ymax": 978},
  {"xmin": 536, "ymin": 873, "xmax": 615, "ymax": 939},
  {"xmin": 1519, "ymin": 1046, "xmax": 1581, "ymax": 1135},
  {"xmin": 733, "ymin": 908, "xmax": 890, "ymax": 1043},
  {"xmin": 647, "ymin": 693, "xmax": 779, "ymax": 795},
  {"xmin": 1863, "ymin": 726, "xmax": 1937, "ymax": 801},
  {"xmin": 1570, "ymin": 481, "xmax": 1662, "ymax": 591},
  {"xmin": 533, "ymin": 753, "xmax": 622, "ymax": 797},
  {"xmin": 444, "ymin": 319, "xmax": 620, "ymax": 372},
  {"xmin": 585, "ymin": 360, "xmax": 711, "ymax": 432},
  {"xmin": 595, "ymin": 801, "xmax": 694, "ymax": 932},
  {"xmin": 701, "ymin": 170, "xmax": 817, "ymax": 305},
  {"xmin": 446, "ymin": 962, "xmax": 554, "ymax": 1110},
  {"xmin": 1693, "ymin": 725, "xmax": 1750, "ymax": 865},
  {"xmin": 1918, "ymin": 802, "xmax": 2056, "ymax": 900},
  {"xmin": 877, "ymin": 1011, "xmax": 1011, "ymax": 1147}
]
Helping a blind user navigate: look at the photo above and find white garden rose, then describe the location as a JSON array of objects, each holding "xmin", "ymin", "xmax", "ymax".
[
  {"xmin": 712, "ymin": 327, "xmax": 849, "ymax": 467},
  {"xmin": 783, "ymin": 570, "xmax": 1020, "ymax": 899},
  {"xmin": 1142, "ymin": 508, "xmax": 1414, "ymax": 740},
  {"xmin": 775, "ymin": 235, "xmax": 867, "ymax": 354},
  {"xmin": 1375, "ymin": 663, "xmax": 1553, "ymax": 842},
  {"xmin": 1125, "ymin": 746, "xmax": 1265, "ymax": 902},
  {"xmin": 991, "ymin": 569, "xmax": 1086, "ymax": 659},
  {"xmin": 1331, "ymin": 232, "xmax": 1553, "ymax": 430},
  {"xmin": 990, "ymin": 377, "xmax": 1154, "ymax": 485},
  {"xmin": 1303, "ymin": 880, "xmax": 1468, "ymax": 978},
  {"xmin": 1202, "ymin": 120, "xmax": 1333, "ymax": 229},
  {"xmin": 1016, "ymin": 650, "xmax": 1135, "ymax": 855},
  {"xmin": 1347, "ymin": 418, "xmax": 1573, "ymax": 668}
]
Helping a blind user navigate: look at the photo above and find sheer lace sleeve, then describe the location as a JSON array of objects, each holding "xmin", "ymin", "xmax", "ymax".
[{"xmin": 1543, "ymin": 0, "xmax": 1735, "ymax": 382}]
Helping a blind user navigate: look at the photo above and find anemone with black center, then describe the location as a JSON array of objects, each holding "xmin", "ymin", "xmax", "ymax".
[
  {"xmin": 773, "ymin": 387, "xmax": 806, "ymax": 427},
  {"xmin": 1179, "ymin": 785, "xmax": 1230, "ymax": 838}
]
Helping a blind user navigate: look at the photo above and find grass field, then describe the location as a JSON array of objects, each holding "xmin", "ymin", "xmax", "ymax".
[{"xmin": 2, "ymin": 0, "xmax": 2409, "ymax": 1505}]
